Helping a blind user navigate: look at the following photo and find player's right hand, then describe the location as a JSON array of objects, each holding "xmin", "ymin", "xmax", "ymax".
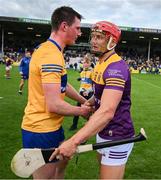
[
  {"xmin": 80, "ymin": 104, "xmax": 92, "ymax": 119},
  {"xmin": 49, "ymin": 139, "xmax": 77, "ymax": 161}
]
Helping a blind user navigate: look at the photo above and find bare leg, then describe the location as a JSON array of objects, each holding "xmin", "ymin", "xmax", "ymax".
[
  {"xmin": 19, "ymin": 79, "xmax": 25, "ymax": 91},
  {"xmin": 6, "ymin": 70, "xmax": 10, "ymax": 78},
  {"xmin": 33, "ymin": 163, "xmax": 57, "ymax": 179},
  {"xmin": 100, "ymin": 164, "xmax": 125, "ymax": 179},
  {"xmin": 55, "ymin": 159, "xmax": 68, "ymax": 179},
  {"xmin": 97, "ymin": 152, "xmax": 125, "ymax": 179}
]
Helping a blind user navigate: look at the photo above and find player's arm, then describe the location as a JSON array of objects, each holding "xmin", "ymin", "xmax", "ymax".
[
  {"xmin": 71, "ymin": 88, "xmax": 123, "ymax": 144},
  {"xmin": 72, "ymin": 63, "xmax": 127, "ymax": 144},
  {"xmin": 19, "ymin": 59, "xmax": 23, "ymax": 74},
  {"xmin": 49, "ymin": 88, "xmax": 123, "ymax": 159},
  {"xmin": 42, "ymin": 83, "xmax": 90, "ymax": 117},
  {"xmin": 66, "ymin": 83, "xmax": 86, "ymax": 104}
]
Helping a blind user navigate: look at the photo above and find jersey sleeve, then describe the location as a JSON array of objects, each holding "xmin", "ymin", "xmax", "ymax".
[
  {"xmin": 103, "ymin": 61, "xmax": 129, "ymax": 91},
  {"xmin": 39, "ymin": 53, "xmax": 64, "ymax": 84}
]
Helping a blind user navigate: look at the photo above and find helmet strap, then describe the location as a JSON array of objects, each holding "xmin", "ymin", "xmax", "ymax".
[{"xmin": 106, "ymin": 36, "xmax": 116, "ymax": 51}]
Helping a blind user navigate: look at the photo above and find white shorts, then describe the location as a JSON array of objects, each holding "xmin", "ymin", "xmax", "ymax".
[
  {"xmin": 5, "ymin": 66, "xmax": 12, "ymax": 71},
  {"xmin": 96, "ymin": 134, "xmax": 134, "ymax": 166},
  {"xmin": 6, "ymin": 66, "xmax": 10, "ymax": 71}
]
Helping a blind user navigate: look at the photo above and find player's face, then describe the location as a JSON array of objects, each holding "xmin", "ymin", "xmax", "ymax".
[
  {"xmin": 90, "ymin": 31, "xmax": 108, "ymax": 54},
  {"xmin": 26, "ymin": 52, "xmax": 31, "ymax": 57},
  {"xmin": 66, "ymin": 17, "xmax": 82, "ymax": 45}
]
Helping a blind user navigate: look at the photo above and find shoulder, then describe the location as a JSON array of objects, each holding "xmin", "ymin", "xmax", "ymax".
[
  {"xmin": 21, "ymin": 57, "xmax": 25, "ymax": 61},
  {"xmin": 103, "ymin": 59, "xmax": 130, "ymax": 81},
  {"xmin": 108, "ymin": 59, "xmax": 129, "ymax": 71},
  {"xmin": 32, "ymin": 42, "xmax": 64, "ymax": 66}
]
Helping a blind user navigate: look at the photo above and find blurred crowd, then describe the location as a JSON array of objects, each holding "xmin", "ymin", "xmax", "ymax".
[{"xmin": 0, "ymin": 47, "xmax": 161, "ymax": 75}]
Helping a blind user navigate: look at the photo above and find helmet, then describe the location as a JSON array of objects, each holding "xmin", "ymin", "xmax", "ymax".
[{"xmin": 91, "ymin": 21, "xmax": 121, "ymax": 43}]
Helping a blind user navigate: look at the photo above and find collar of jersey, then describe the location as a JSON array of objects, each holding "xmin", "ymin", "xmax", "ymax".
[
  {"xmin": 48, "ymin": 38, "xmax": 62, "ymax": 51},
  {"xmin": 104, "ymin": 52, "xmax": 116, "ymax": 62}
]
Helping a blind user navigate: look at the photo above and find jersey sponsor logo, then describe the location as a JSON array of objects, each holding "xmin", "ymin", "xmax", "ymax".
[{"xmin": 107, "ymin": 69, "xmax": 124, "ymax": 78}]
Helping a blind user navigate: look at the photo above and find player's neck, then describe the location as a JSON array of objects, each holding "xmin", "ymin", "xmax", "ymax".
[
  {"xmin": 49, "ymin": 32, "xmax": 65, "ymax": 51},
  {"xmin": 99, "ymin": 49, "xmax": 115, "ymax": 63}
]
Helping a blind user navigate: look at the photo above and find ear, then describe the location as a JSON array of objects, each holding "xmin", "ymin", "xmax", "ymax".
[{"xmin": 59, "ymin": 21, "xmax": 68, "ymax": 32}]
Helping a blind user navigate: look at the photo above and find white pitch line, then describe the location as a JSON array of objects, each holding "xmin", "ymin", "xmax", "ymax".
[
  {"xmin": 0, "ymin": 97, "xmax": 4, "ymax": 99},
  {"xmin": 133, "ymin": 77, "xmax": 161, "ymax": 91}
]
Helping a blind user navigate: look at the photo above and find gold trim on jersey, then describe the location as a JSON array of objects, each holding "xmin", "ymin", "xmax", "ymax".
[
  {"xmin": 92, "ymin": 53, "xmax": 122, "ymax": 85},
  {"xmin": 105, "ymin": 78, "xmax": 125, "ymax": 87},
  {"xmin": 105, "ymin": 83, "xmax": 125, "ymax": 88},
  {"xmin": 106, "ymin": 78, "xmax": 125, "ymax": 83}
]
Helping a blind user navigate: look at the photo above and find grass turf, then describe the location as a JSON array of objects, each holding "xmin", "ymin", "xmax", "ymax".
[{"xmin": 0, "ymin": 65, "xmax": 161, "ymax": 179}]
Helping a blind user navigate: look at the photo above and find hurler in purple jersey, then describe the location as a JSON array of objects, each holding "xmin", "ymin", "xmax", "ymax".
[{"xmin": 50, "ymin": 21, "xmax": 135, "ymax": 179}]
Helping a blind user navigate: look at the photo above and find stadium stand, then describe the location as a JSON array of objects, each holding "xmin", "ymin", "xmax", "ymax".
[{"xmin": 0, "ymin": 16, "xmax": 161, "ymax": 73}]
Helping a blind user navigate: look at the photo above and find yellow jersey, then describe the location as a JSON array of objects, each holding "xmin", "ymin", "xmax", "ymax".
[
  {"xmin": 79, "ymin": 68, "xmax": 93, "ymax": 92},
  {"xmin": 21, "ymin": 39, "xmax": 67, "ymax": 133}
]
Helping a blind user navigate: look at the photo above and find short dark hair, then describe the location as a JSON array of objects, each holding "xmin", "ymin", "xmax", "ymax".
[{"xmin": 51, "ymin": 6, "xmax": 83, "ymax": 31}]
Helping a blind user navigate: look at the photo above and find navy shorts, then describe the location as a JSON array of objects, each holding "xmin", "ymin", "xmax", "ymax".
[
  {"xmin": 22, "ymin": 127, "xmax": 65, "ymax": 149},
  {"xmin": 21, "ymin": 74, "xmax": 29, "ymax": 80}
]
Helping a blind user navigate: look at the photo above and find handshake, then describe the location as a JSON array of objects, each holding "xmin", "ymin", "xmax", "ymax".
[{"xmin": 80, "ymin": 99, "xmax": 95, "ymax": 119}]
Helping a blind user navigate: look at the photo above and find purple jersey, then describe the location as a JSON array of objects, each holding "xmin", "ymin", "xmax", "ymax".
[{"xmin": 92, "ymin": 53, "xmax": 135, "ymax": 140}]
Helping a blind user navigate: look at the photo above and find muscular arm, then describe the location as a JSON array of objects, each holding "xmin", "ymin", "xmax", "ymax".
[
  {"xmin": 43, "ymin": 83, "xmax": 85, "ymax": 116},
  {"xmin": 71, "ymin": 89, "xmax": 123, "ymax": 144},
  {"xmin": 66, "ymin": 83, "xmax": 86, "ymax": 104},
  {"xmin": 49, "ymin": 88, "xmax": 123, "ymax": 160}
]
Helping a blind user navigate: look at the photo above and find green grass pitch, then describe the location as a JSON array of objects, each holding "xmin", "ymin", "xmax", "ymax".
[{"xmin": 0, "ymin": 65, "xmax": 161, "ymax": 179}]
